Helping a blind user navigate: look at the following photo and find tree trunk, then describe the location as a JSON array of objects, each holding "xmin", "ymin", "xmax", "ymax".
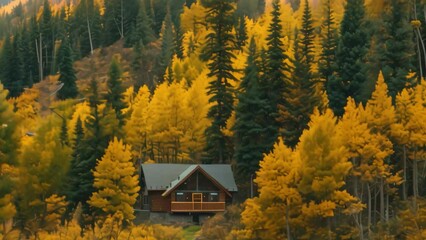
[
  {"xmin": 402, "ymin": 145, "xmax": 407, "ymax": 200},
  {"xmin": 87, "ymin": 17, "xmax": 94, "ymax": 55},
  {"xmin": 380, "ymin": 178, "xmax": 385, "ymax": 221},
  {"xmin": 367, "ymin": 183, "xmax": 372, "ymax": 238},
  {"xmin": 286, "ymin": 207, "xmax": 291, "ymax": 240}
]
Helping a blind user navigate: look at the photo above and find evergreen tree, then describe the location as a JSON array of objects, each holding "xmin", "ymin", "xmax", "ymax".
[
  {"xmin": 174, "ymin": 21, "xmax": 185, "ymax": 59},
  {"xmin": 57, "ymin": 37, "xmax": 79, "ymax": 100},
  {"xmin": 279, "ymin": 0, "xmax": 318, "ymax": 148},
  {"xmin": 41, "ymin": 0, "xmax": 54, "ymax": 76},
  {"xmin": 106, "ymin": 57, "xmax": 126, "ymax": 126},
  {"xmin": 381, "ymin": 0, "xmax": 415, "ymax": 99},
  {"xmin": 157, "ymin": 5, "xmax": 175, "ymax": 81},
  {"xmin": 261, "ymin": 0, "xmax": 290, "ymax": 152},
  {"xmin": 129, "ymin": 0, "xmax": 156, "ymax": 46},
  {"xmin": 328, "ymin": 0, "xmax": 369, "ymax": 116},
  {"xmin": 104, "ymin": 0, "xmax": 139, "ymax": 46},
  {"xmin": 88, "ymin": 138, "xmax": 140, "ymax": 222},
  {"xmin": 0, "ymin": 36, "xmax": 14, "ymax": 96},
  {"xmin": 234, "ymin": 38, "xmax": 268, "ymax": 175},
  {"xmin": 75, "ymin": 80, "xmax": 113, "ymax": 216},
  {"xmin": 65, "ymin": 117, "xmax": 84, "ymax": 212},
  {"xmin": 318, "ymin": 0, "xmax": 338, "ymax": 84},
  {"xmin": 201, "ymin": 0, "xmax": 237, "ymax": 164},
  {"xmin": 236, "ymin": 15, "xmax": 248, "ymax": 50}
]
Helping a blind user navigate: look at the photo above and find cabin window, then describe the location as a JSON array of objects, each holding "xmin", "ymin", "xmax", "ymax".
[
  {"xmin": 176, "ymin": 192, "xmax": 185, "ymax": 201},
  {"xmin": 209, "ymin": 192, "xmax": 219, "ymax": 202}
]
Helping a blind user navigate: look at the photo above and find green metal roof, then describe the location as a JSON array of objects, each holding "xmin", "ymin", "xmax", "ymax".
[{"xmin": 141, "ymin": 164, "xmax": 238, "ymax": 192}]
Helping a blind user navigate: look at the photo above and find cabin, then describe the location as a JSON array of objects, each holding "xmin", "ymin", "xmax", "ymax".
[{"xmin": 139, "ymin": 164, "xmax": 237, "ymax": 222}]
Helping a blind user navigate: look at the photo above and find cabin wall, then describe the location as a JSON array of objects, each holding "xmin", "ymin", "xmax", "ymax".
[{"xmin": 149, "ymin": 191, "xmax": 170, "ymax": 212}]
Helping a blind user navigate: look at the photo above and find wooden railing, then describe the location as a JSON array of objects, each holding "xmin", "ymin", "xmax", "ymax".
[{"xmin": 171, "ymin": 201, "xmax": 225, "ymax": 212}]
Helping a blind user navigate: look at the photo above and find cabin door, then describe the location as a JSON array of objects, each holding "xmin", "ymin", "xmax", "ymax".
[{"xmin": 192, "ymin": 193, "xmax": 202, "ymax": 210}]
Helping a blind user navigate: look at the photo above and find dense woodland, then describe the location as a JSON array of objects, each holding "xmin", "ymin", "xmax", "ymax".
[{"xmin": 0, "ymin": 0, "xmax": 426, "ymax": 239}]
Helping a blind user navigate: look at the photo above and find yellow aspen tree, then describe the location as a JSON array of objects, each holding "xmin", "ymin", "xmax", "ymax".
[
  {"xmin": 237, "ymin": 138, "xmax": 301, "ymax": 240},
  {"xmin": 88, "ymin": 137, "xmax": 140, "ymax": 222},
  {"xmin": 181, "ymin": 72, "xmax": 211, "ymax": 161},
  {"xmin": 362, "ymin": 71, "xmax": 401, "ymax": 222},
  {"xmin": 124, "ymin": 85, "xmax": 151, "ymax": 161},
  {"xmin": 297, "ymin": 109, "xmax": 362, "ymax": 239}
]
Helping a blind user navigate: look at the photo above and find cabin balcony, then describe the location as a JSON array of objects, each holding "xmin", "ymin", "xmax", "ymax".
[{"xmin": 170, "ymin": 201, "xmax": 226, "ymax": 212}]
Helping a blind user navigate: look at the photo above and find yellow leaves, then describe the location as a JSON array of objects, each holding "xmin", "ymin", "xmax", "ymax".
[
  {"xmin": 302, "ymin": 201, "xmax": 336, "ymax": 218},
  {"xmin": 68, "ymin": 101, "xmax": 90, "ymax": 139},
  {"xmin": 0, "ymin": 194, "xmax": 16, "ymax": 223},
  {"xmin": 89, "ymin": 137, "xmax": 140, "ymax": 222}
]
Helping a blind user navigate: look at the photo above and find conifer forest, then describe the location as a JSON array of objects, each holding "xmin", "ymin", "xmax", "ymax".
[{"xmin": 1, "ymin": 0, "xmax": 426, "ymax": 239}]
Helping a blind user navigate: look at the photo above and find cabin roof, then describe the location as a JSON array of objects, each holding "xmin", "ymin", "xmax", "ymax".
[{"xmin": 141, "ymin": 164, "xmax": 238, "ymax": 192}]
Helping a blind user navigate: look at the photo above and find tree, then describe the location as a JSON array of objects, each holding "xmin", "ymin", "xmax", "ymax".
[
  {"xmin": 381, "ymin": 0, "xmax": 415, "ymax": 99},
  {"xmin": 328, "ymin": 0, "xmax": 369, "ymax": 116},
  {"xmin": 234, "ymin": 38, "xmax": 268, "ymax": 175},
  {"xmin": 236, "ymin": 138, "xmax": 302, "ymax": 240},
  {"xmin": 124, "ymin": 85, "xmax": 151, "ymax": 161},
  {"xmin": 319, "ymin": 0, "xmax": 338, "ymax": 84},
  {"xmin": 88, "ymin": 137, "xmax": 140, "ymax": 222},
  {"xmin": 262, "ymin": 0, "xmax": 290, "ymax": 151},
  {"xmin": 0, "ymin": 84, "xmax": 19, "ymax": 230},
  {"xmin": 297, "ymin": 109, "xmax": 363, "ymax": 239},
  {"xmin": 279, "ymin": 0, "xmax": 318, "ymax": 148},
  {"xmin": 129, "ymin": 0, "xmax": 156, "ymax": 47},
  {"xmin": 41, "ymin": 0, "xmax": 54, "ymax": 76},
  {"xmin": 106, "ymin": 57, "xmax": 126, "ymax": 126},
  {"xmin": 57, "ymin": 37, "xmax": 79, "ymax": 100},
  {"xmin": 201, "ymin": 0, "xmax": 237, "ymax": 163},
  {"xmin": 157, "ymin": 5, "xmax": 175, "ymax": 81}
]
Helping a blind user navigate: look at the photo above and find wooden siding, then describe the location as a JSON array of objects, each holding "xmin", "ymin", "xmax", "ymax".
[{"xmin": 149, "ymin": 191, "xmax": 171, "ymax": 212}]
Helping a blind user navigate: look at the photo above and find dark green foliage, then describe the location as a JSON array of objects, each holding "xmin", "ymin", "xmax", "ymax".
[
  {"xmin": 236, "ymin": 15, "xmax": 248, "ymax": 50},
  {"xmin": 280, "ymin": 30, "xmax": 318, "ymax": 148},
  {"xmin": 127, "ymin": 0, "xmax": 156, "ymax": 47},
  {"xmin": 319, "ymin": 0, "xmax": 338, "ymax": 84},
  {"xmin": 41, "ymin": 0, "xmax": 54, "ymax": 76},
  {"xmin": 201, "ymin": 0, "xmax": 237, "ymax": 164},
  {"xmin": 381, "ymin": 0, "xmax": 415, "ymax": 99},
  {"xmin": 234, "ymin": 38, "xmax": 268, "ymax": 175},
  {"xmin": 174, "ymin": 21, "xmax": 185, "ymax": 59},
  {"xmin": 279, "ymin": 0, "xmax": 318, "ymax": 148},
  {"xmin": 65, "ymin": 117, "xmax": 84, "ymax": 214},
  {"xmin": 157, "ymin": 6, "xmax": 175, "ymax": 81},
  {"xmin": 73, "ymin": 0, "xmax": 103, "ymax": 57},
  {"xmin": 103, "ymin": 0, "xmax": 139, "ymax": 46},
  {"xmin": 329, "ymin": 0, "xmax": 369, "ymax": 116},
  {"xmin": 57, "ymin": 37, "xmax": 79, "ymax": 100},
  {"xmin": 0, "ymin": 35, "xmax": 24, "ymax": 97},
  {"xmin": 261, "ymin": 0, "xmax": 290, "ymax": 151},
  {"xmin": 106, "ymin": 57, "xmax": 126, "ymax": 126}
]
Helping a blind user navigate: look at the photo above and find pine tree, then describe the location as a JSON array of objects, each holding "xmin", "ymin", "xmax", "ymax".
[
  {"xmin": 174, "ymin": 21, "xmax": 185, "ymax": 59},
  {"xmin": 88, "ymin": 138, "xmax": 140, "ymax": 222},
  {"xmin": 0, "ymin": 36, "xmax": 13, "ymax": 96},
  {"xmin": 261, "ymin": 0, "xmax": 290, "ymax": 151},
  {"xmin": 201, "ymin": 0, "xmax": 237, "ymax": 163},
  {"xmin": 329, "ymin": 0, "xmax": 369, "ymax": 116},
  {"xmin": 157, "ymin": 5, "xmax": 175, "ymax": 81},
  {"xmin": 106, "ymin": 57, "xmax": 126, "ymax": 126},
  {"xmin": 279, "ymin": 0, "xmax": 318, "ymax": 148},
  {"xmin": 381, "ymin": 0, "xmax": 415, "ymax": 99},
  {"xmin": 75, "ymin": 80, "xmax": 110, "ymax": 216},
  {"xmin": 236, "ymin": 15, "xmax": 248, "ymax": 50},
  {"xmin": 234, "ymin": 38, "xmax": 268, "ymax": 175},
  {"xmin": 41, "ymin": 0, "xmax": 54, "ymax": 76},
  {"xmin": 130, "ymin": 0, "xmax": 156, "ymax": 46},
  {"xmin": 65, "ymin": 117, "xmax": 84, "ymax": 213},
  {"xmin": 57, "ymin": 37, "xmax": 78, "ymax": 100},
  {"xmin": 319, "ymin": 0, "xmax": 338, "ymax": 84}
]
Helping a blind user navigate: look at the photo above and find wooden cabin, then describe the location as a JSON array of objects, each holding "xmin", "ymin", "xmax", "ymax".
[{"xmin": 140, "ymin": 164, "xmax": 238, "ymax": 214}]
